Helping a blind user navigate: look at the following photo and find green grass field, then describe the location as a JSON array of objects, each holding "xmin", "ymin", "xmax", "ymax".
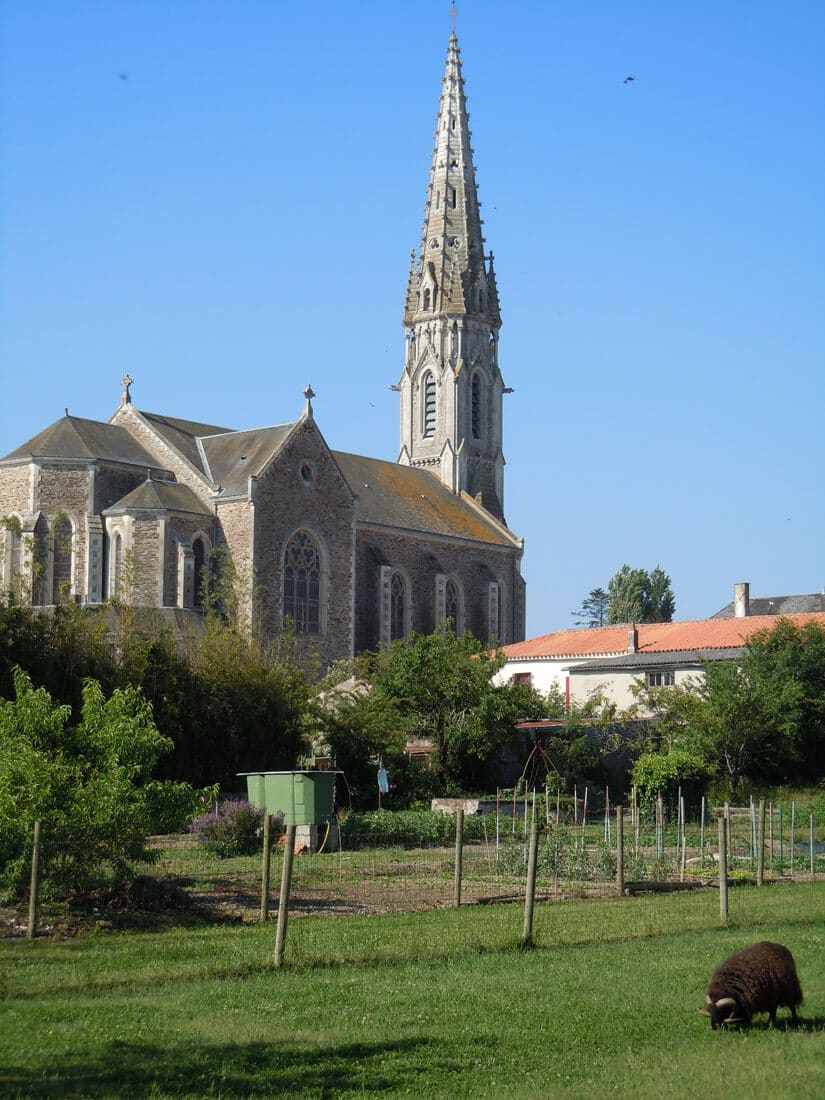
[{"xmin": 2, "ymin": 881, "xmax": 824, "ymax": 1098}]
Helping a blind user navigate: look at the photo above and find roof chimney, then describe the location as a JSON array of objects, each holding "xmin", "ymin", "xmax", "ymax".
[
  {"xmin": 627, "ymin": 623, "xmax": 638, "ymax": 654},
  {"xmin": 734, "ymin": 582, "xmax": 750, "ymax": 618}
]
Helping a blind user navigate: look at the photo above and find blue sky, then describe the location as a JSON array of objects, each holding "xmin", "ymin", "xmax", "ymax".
[{"xmin": 2, "ymin": 0, "xmax": 823, "ymax": 636}]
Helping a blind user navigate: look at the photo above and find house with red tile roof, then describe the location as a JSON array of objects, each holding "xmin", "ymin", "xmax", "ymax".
[{"xmin": 496, "ymin": 611, "xmax": 825, "ymax": 712}]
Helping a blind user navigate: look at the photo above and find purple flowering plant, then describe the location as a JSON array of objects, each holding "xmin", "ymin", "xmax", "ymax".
[{"xmin": 190, "ymin": 799, "xmax": 267, "ymax": 858}]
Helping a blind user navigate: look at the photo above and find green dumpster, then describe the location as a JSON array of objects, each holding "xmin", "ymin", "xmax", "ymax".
[{"xmin": 239, "ymin": 770, "xmax": 338, "ymax": 827}]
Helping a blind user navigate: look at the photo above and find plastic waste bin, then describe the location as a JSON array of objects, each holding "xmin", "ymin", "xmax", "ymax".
[{"xmin": 239, "ymin": 770, "xmax": 338, "ymax": 827}]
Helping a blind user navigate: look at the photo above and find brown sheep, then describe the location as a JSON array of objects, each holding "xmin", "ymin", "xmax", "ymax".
[{"xmin": 702, "ymin": 941, "xmax": 803, "ymax": 1029}]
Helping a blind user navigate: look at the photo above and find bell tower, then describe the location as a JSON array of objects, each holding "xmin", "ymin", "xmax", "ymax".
[{"xmin": 397, "ymin": 33, "xmax": 508, "ymax": 524}]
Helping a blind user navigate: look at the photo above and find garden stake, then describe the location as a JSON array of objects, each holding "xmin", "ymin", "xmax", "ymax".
[
  {"xmin": 718, "ymin": 816, "xmax": 728, "ymax": 923},
  {"xmin": 27, "ymin": 820, "xmax": 42, "ymax": 940},
  {"xmin": 274, "ymin": 824, "xmax": 296, "ymax": 968},
  {"xmin": 616, "ymin": 806, "xmax": 624, "ymax": 897},
  {"xmin": 454, "ymin": 809, "xmax": 464, "ymax": 907},
  {"xmin": 756, "ymin": 800, "xmax": 765, "ymax": 887},
  {"xmin": 260, "ymin": 813, "xmax": 272, "ymax": 922},
  {"xmin": 522, "ymin": 819, "xmax": 539, "ymax": 947}
]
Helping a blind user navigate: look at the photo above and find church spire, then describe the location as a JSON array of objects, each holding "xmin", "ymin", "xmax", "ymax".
[{"xmin": 398, "ymin": 33, "xmax": 508, "ymax": 524}]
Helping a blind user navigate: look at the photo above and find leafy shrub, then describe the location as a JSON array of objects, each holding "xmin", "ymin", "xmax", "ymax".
[
  {"xmin": 0, "ymin": 667, "xmax": 195, "ymax": 903},
  {"xmin": 190, "ymin": 800, "xmax": 267, "ymax": 857}
]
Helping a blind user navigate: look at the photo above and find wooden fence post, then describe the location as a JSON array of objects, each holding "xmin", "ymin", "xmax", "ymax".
[
  {"xmin": 756, "ymin": 800, "xmax": 766, "ymax": 887},
  {"xmin": 273, "ymin": 824, "xmax": 297, "ymax": 968},
  {"xmin": 522, "ymin": 819, "xmax": 539, "ymax": 947},
  {"xmin": 718, "ymin": 816, "xmax": 728, "ymax": 924},
  {"xmin": 616, "ymin": 806, "xmax": 624, "ymax": 897},
  {"xmin": 27, "ymin": 820, "xmax": 42, "ymax": 940},
  {"xmin": 260, "ymin": 813, "xmax": 272, "ymax": 922},
  {"xmin": 454, "ymin": 808, "xmax": 464, "ymax": 908}
]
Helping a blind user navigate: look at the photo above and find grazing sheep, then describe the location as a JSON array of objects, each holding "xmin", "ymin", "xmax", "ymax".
[{"xmin": 702, "ymin": 941, "xmax": 803, "ymax": 1029}]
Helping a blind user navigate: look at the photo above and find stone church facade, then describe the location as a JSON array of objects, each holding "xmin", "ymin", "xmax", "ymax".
[{"xmin": 0, "ymin": 34, "xmax": 526, "ymax": 669}]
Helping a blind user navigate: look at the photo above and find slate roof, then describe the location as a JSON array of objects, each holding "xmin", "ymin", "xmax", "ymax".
[
  {"xmin": 138, "ymin": 411, "xmax": 232, "ymax": 476},
  {"xmin": 104, "ymin": 478, "xmax": 212, "ymax": 516},
  {"xmin": 500, "ymin": 612, "xmax": 825, "ymax": 661},
  {"xmin": 0, "ymin": 415, "xmax": 165, "ymax": 471},
  {"xmin": 201, "ymin": 424, "xmax": 295, "ymax": 495},
  {"xmin": 333, "ymin": 451, "xmax": 518, "ymax": 547},
  {"xmin": 119, "ymin": 410, "xmax": 515, "ymax": 543},
  {"xmin": 712, "ymin": 593, "xmax": 825, "ymax": 617},
  {"xmin": 569, "ymin": 649, "xmax": 746, "ymax": 673}
]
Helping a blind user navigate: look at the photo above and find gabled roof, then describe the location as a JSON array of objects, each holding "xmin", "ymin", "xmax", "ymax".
[
  {"xmin": 137, "ymin": 411, "xmax": 232, "ymax": 477},
  {"xmin": 500, "ymin": 612, "xmax": 825, "ymax": 661},
  {"xmin": 712, "ymin": 593, "xmax": 825, "ymax": 617},
  {"xmin": 333, "ymin": 451, "xmax": 519, "ymax": 547},
  {"xmin": 0, "ymin": 415, "xmax": 165, "ymax": 471},
  {"xmin": 104, "ymin": 478, "xmax": 212, "ymax": 517},
  {"xmin": 201, "ymin": 424, "xmax": 296, "ymax": 495}
]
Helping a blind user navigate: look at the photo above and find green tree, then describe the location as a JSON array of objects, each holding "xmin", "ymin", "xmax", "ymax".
[
  {"xmin": 743, "ymin": 618, "xmax": 825, "ymax": 779},
  {"xmin": 572, "ymin": 587, "xmax": 610, "ymax": 628},
  {"xmin": 369, "ymin": 628, "xmax": 525, "ymax": 792},
  {"xmin": 631, "ymin": 748, "xmax": 715, "ymax": 810},
  {"xmin": 315, "ymin": 665, "xmax": 409, "ymax": 809},
  {"xmin": 607, "ymin": 564, "xmax": 675, "ymax": 624},
  {"xmin": 628, "ymin": 620, "xmax": 821, "ymax": 795},
  {"xmin": 0, "ymin": 668, "xmax": 200, "ymax": 900}
]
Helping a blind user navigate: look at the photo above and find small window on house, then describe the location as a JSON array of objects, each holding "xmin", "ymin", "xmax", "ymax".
[
  {"xmin": 423, "ymin": 372, "xmax": 436, "ymax": 438},
  {"xmin": 283, "ymin": 530, "xmax": 321, "ymax": 634},
  {"xmin": 646, "ymin": 671, "xmax": 675, "ymax": 688},
  {"xmin": 511, "ymin": 672, "xmax": 532, "ymax": 686},
  {"xmin": 390, "ymin": 572, "xmax": 407, "ymax": 641},
  {"xmin": 471, "ymin": 373, "xmax": 481, "ymax": 439}
]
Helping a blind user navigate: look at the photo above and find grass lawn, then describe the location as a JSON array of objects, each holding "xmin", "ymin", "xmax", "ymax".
[{"xmin": 1, "ymin": 881, "xmax": 824, "ymax": 1098}]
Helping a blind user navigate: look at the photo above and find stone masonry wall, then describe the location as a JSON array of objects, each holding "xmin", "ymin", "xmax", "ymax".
[
  {"xmin": 111, "ymin": 405, "xmax": 213, "ymax": 507},
  {"xmin": 248, "ymin": 420, "xmax": 355, "ymax": 668},
  {"xmin": 130, "ymin": 517, "xmax": 163, "ymax": 606},
  {"xmin": 353, "ymin": 526, "xmax": 522, "ymax": 651}
]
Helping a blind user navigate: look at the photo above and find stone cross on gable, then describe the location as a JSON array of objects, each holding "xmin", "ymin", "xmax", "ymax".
[
  {"xmin": 120, "ymin": 373, "xmax": 134, "ymax": 405},
  {"xmin": 303, "ymin": 384, "xmax": 315, "ymax": 419}
]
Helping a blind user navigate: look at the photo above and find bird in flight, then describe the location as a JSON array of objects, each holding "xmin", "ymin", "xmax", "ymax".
[{"xmin": 623, "ymin": 75, "xmax": 635, "ymax": 84}]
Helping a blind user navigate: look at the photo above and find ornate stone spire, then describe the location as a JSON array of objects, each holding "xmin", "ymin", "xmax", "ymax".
[
  {"xmin": 402, "ymin": 32, "xmax": 491, "ymax": 328},
  {"xmin": 397, "ymin": 34, "xmax": 508, "ymax": 524}
]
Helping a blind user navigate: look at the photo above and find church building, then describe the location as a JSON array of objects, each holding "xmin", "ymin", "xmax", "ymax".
[{"xmin": 0, "ymin": 34, "xmax": 526, "ymax": 668}]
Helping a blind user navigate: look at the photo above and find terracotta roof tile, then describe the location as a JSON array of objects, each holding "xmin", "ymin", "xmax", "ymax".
[{"xmin": 501, "ymin": 613, "xmax": 825, "ymax": 660}]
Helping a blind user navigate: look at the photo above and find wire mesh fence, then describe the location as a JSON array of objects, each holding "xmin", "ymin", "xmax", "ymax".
[{"xmin": 7, "ymin": 801, "xmax": 825, "ymax": 936}]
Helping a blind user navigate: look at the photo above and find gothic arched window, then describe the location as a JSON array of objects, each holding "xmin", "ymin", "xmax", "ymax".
[
  {"xmin": 51, "ymin": 516, "xmax": 73, "ymax": 604},
  {"xmin": 471, "ymin": 373, "xmax": 481, "ymax": 440},
  {"xmin": 110, "ymin": 532, "xmax": 123, "ymax": 600},
  {"xmin": 32, "ymin": 515, "xmax": 49, "ymax": 606},
  {"xmin": 192, "ymin": 536, "xmax": 207, "ymax": 609},
  {"xmin": 422, "ymin": 372, "xmax": 436, "ymax": 438},
  {"xmin": 390, "ymin": 572, "xmax": 407, "ymax": 641},
  {"xmin": 283, "ymin": 531, "xmax": 321, "ymax": 634},
  {"xmin": 2, "ymin": 517, "xmax": 23, "ymax": 601},
  {"xmin": 445, "ymin": 579, "xmax": 460, "ymax": 629}
]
